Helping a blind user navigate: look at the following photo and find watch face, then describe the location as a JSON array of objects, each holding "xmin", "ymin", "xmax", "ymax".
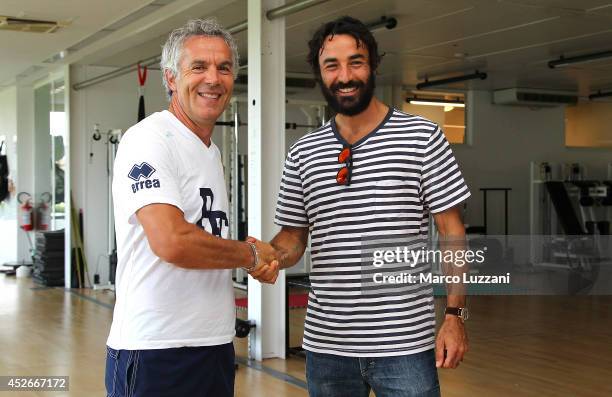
[{"xmin": 460, "ymin": 308, "xmax": 469, "ymax": 321}]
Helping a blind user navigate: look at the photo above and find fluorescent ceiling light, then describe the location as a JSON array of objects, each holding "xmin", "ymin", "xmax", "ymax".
[
  {"xmin": 408, "ymin": 99, "xmax": 465, "ymax": 108},
  {"xmin": 548, "ymin": 50, "xmax": 612, "ymax": 68}
]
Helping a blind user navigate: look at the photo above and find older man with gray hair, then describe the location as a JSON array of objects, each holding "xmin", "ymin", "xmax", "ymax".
[{"xmin": 105, "ymin": 18, "xmax": 279, "ymax": 397}]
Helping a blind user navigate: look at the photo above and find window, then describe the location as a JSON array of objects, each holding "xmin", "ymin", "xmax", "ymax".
[
  {"xmin": 565, "ymin": 101, "xmax": 612, "ymax": 148},
  {"xmin": 403, "ymin": 94, "xmax": 466, "ymax": 144}
]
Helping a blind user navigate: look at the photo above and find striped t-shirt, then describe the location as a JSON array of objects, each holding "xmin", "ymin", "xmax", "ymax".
[{"xmin": 275, "ymin": 107, "xmax": 471, "ymax": 357}]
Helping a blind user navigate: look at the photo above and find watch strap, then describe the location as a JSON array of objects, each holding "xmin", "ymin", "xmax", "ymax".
[
  {"xmin": 445, "ymin": 307, "xmax": 461, "ymax": 316},
  {"xmin": 445, "ymin": 307, "xmax": 468, "ymax": 321}
]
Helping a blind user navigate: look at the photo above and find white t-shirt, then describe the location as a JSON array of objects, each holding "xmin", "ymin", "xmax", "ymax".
[{"xmin": 107, "ymin": 110, "xmax": 235, "ymax": 350}]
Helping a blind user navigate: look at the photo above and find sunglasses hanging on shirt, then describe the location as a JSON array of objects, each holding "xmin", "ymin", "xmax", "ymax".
[{"xmin": 336, "ymin": 146, "xmax": 352, "ymax": 186}]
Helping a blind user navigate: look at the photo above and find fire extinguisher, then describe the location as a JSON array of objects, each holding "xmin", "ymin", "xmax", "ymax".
[
  {"xmin": 18, "ymin": 192, "xmax": 33, "ymax": 231},
  {"xmin": 36, "ymin": 192, "xmax": 52, "ymax": 231}
]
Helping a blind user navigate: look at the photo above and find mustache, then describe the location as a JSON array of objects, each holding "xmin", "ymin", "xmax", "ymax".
[
  {"xmin": 330, "ymin": 80, "xmax": 364, "ymax": 92},
  {"xmin": 199, "ymin": 83, "xmax": 225, "ymax": 95}
]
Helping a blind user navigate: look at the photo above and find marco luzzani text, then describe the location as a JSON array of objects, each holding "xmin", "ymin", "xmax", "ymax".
[{"xmin": 371, "ymin": 247, "xmax": 511, "ymax": 285}]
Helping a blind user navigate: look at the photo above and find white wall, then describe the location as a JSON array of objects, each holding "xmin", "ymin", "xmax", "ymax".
[
  {"xmin": 454, "ymin": 90, "xmax": 611, "ymax": 236},
  {"xmin": 70, "ymin": 65, "xmax": 168, "ymax": 284},
  {"xmin": 0, "ymin": 87, "xmax": 18, "ymax": 265}
]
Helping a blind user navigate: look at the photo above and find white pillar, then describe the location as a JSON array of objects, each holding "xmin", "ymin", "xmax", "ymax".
[{"xmin": 247, "ymin": 0, "xmax": 287, "ymax": 361}]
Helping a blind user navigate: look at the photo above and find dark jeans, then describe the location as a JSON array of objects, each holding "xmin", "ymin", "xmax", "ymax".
[
  {"xmin": 105, "ymin": 343, "xmax": 235, "ymax": 397},
  {"xmin": 306, "ymin": 349, "xmax": 441, "ymax": 397}
]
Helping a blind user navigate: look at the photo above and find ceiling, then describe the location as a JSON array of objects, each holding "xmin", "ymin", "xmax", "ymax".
[
  {"xmin": 0, "ymin": 0, "xmax": 154, "ymax": 87},
  {"xmin": 2, "ymin": 0, "xmax": 612, "ymax": 96}
]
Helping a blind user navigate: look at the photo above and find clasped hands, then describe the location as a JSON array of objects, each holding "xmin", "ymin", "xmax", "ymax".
[{"xmin": 245, "ymin": 236, "xmax": 280, "ymax": 284}]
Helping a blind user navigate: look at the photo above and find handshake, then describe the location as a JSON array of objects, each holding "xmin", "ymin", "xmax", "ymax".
[{"xmin": 245, "ymin": 236, "xmax": 282, "ymax": 284}]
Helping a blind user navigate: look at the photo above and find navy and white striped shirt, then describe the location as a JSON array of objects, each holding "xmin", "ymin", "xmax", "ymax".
[{"xmin": 275, "ymin": 107, "xmax": 470, "ymax": 357}]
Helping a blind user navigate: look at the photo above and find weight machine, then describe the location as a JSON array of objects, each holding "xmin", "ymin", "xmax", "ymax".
[{"xmin": 529, "ymin": 161, "xmax": 612, "ymax": 294}]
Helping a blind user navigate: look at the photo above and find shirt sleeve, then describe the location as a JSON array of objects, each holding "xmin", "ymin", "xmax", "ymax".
[
  {"xmin": 274, "ymin": 150, "xmax": 309, "ymax": 227},
  {"xmin": 112, "ymin": 130, "xmax": 184, "ymax": 225},
  {"xmin": 420, "ymin": 126, "xmax": 471, "ymax": 213}
]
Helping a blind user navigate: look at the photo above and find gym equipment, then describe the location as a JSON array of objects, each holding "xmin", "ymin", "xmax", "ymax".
[
  {"xmin": 219, "ymin": 100, "xmax": 246, "ymax": 286},
  {"xmin": 530, "ymin": 162, "xmax": 612, "ymax": 294},
  {"xmin": 235, "ymin": 318, "xmax": 255, "ymax": 338},
  {"xmin": 137, "ymin": 63, "xmax": 147, "ymax": 122},
  {"xmin": 466, "ymin": 188, "xmax": 512, "ymax": 235},
  {"xmin": 234, "ymin": 318, "xmax": 256, "ymax": 368},
  {"xmin": 531, "ymin": 162, "xmax": 611, "ymax": 237},
  {"xmin": 464, "ymin": 187, "xmax": 513, "ymax": 273},
  {"xmin": 90, "ymin": 124, "xmax": 122, "ymax": 291},
  {"xmin": 32, "ymin": 230, "xmax": 65, "ymax": 287}
]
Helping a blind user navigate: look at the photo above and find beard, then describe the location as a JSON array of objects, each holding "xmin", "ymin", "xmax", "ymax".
[{"xmin": 320, "ymin": 72, "xmax": 376, "ymax": 116}]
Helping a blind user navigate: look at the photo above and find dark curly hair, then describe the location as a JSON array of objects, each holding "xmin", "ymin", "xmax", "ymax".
[{"xmin": 306, "ymin": 16, "xmax": 381, "ymax": 82}]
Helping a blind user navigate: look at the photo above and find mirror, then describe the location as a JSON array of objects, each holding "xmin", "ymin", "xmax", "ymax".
[{"xmin": 34, "ymin": 77, "xmax": 66, "ymax": 231}]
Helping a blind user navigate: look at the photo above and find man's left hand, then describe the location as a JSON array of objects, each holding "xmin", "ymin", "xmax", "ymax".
[{"xmin": 435, "ymin": 316, "xmax": 468, "ymax": 369}]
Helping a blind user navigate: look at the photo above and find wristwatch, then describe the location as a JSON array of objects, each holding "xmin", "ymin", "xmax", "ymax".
[{"xmin": 445, "ymin": 307, "xmax": 469, "ymax": 322}]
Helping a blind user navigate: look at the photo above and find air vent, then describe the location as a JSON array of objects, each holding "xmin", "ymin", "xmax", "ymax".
[
  {"xmin": 0, "ymin": 16, "xmax": 67, "ymax": 33},
  {"xmin": 516, "ymin": 92, "xmax": 577, "ymax": 105},
  {"xmin": 493, "ymin": 88, "xmax": 578, "ymax": 107}
]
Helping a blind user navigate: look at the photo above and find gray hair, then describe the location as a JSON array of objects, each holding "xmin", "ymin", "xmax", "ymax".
[{"xmin": 160, "ymin": 18, "xmax": 240, "ymax": 97}]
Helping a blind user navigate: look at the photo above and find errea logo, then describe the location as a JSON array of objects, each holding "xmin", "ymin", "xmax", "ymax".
[{"xmin": 128, "ymin": 162, "xmax": 161, "ymax": 193}]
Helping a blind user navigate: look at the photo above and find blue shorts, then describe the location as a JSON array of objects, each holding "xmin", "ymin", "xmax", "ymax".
[{"xmin": 105, "ymin": 343, "xmax": 235, "ymax": 397}]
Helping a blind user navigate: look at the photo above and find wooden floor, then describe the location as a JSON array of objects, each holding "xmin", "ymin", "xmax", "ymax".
[{"xmin": 1, "ymin": 273, "xmax": 611, "ymax": 397}]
